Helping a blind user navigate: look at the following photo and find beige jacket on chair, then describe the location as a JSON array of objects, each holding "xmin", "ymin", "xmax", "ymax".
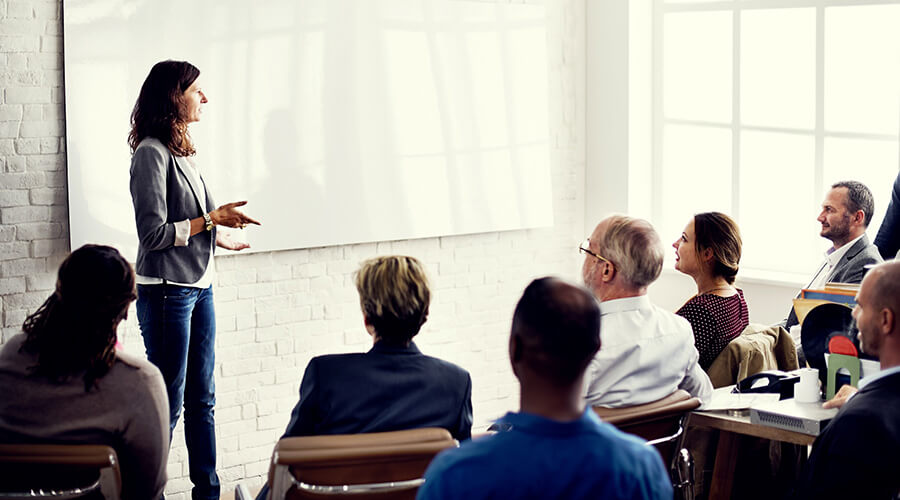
[{"xmin": 706, "ymin": 323, "xmax": 799, "ymax": 388}]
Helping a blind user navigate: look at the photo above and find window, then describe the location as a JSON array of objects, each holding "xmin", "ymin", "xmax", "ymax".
[{"xmin": 649, "ymin": 0, "xmax": 900, "ymax": 281}]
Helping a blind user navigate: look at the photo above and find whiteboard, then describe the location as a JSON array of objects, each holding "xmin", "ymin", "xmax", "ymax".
[{"xmin": 63, "ymin": 0, "xmax": 553, "ymax": 258}]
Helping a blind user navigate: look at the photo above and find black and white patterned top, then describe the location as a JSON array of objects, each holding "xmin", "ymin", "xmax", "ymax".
[{"xmin": 676, "ymin": 289, "xmax": 749, "ymax": 370}]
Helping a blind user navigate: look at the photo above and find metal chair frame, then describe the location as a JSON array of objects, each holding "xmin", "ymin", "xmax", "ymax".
[
  {"xmin": 594, "ymin": 390, "xmax": 701, "ymax": 500},
  {"xmin": 0, "ymin": 444, "xmax": 120, "ymax": 500},
  {"xmin": 241, "ymin": 428, "xmax": 457, "ymax": 500}
]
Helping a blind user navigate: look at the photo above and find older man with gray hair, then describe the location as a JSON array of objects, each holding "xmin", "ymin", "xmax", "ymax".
[{"xmin": 581, "ymin": 215, "xmax": 712, "ymax": 408}]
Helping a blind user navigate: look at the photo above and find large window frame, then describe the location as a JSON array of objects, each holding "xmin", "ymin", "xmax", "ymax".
[{"xmin": 646, "ymin": 0, "xmax": 900, "ymax": 283}]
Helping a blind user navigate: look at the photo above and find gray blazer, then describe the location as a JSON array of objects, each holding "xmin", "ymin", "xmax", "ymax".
[
  {"xmin": 822, "ymin": 234, "xmax": 883, "ymax": 284},
  {"xmin": 786, "ymin": 234, "xmax": 883, "ymax": 329},
  {"xmin": 130, "ymin": 138, "xmax": 216, "ymax": 283}
]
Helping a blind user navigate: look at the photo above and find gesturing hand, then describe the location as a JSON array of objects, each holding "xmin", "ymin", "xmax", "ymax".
[
  {"xmin": 210, "ymin": 201, "xmax": 261, "ymax": 229},
  {"xmin": 216, "ymin": 232, "xmax": 250, "ymax": 251}
]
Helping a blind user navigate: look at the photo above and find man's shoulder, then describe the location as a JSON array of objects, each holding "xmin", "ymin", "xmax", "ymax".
[
  {"xmin": 822, "ymin": 383, "xmax": 900, "ymax": 444},
  {"xmin": 417, "ymin": 353, "xmax": 471, "ymax": 378},
  {"xmin": 433, "ymin": 417, "xmax": 657, "ymax": 470},
  {"xmin": 308, "ymin": 352, "xmax": 367, "ymax": 368},
  {"xmin": 648, "ymin": 302, "xmax": 695, "ymax": 334},
  {"xmin": 310, "ymin": 350, "xmax": 470, "ymax": 380},
  {"xmin": 847, "ymin": 235, "xmax": 883, "ymax": 263},
  {"xmin": 423, "ymin": 421, "xmax": 667, "ymax": 497}
]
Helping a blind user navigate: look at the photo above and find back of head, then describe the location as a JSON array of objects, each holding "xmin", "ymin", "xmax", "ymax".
[
  {"xmin": 128, "ymin": 59, "xmax": 200, "ymax": 156},
  {"xmin": 355, "ymin": 255, "xmax": 431, "ymax": 345},
  {"xmin": 693, "ymin": 212, "xmax": 742, "ymax": 284},
  {"xmin": 511, "ymin": 277, "xmax": 601, "ymax": 387},
  {"xmin": 597, "ymin": 215, "xmax": 664, "ymax": 289},
  {"xmin": 867, "ymin": 260, "xmax": 900, "ymax": 321},
  {"xmin": 22, "ymin": 244, "xmax": 137, "ymax": 391},
  {"xmin": 832, "ymin": 180, "xmax": 875, "ymax": 227}
]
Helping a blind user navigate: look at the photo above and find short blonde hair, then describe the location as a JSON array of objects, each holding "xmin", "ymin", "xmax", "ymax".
[{"xmin": 355, "ymin": 255, "xmax": 431, "ymax": 343}]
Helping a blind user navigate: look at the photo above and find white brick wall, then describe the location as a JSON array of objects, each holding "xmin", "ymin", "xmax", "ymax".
[{"xmin": 0, "ymin": 0, "xmax": 586, "ymax": 497}]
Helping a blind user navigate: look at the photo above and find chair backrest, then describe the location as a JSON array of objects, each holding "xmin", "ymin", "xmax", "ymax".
[
  {"xmin": 0, "ymin": 444, "xmax": 121, "ymax": 500},
  {"xmin": 592, "ymin": 390, "xmax": 701, "ymax": 465},
  {"xmin": 268, "ymin": 427, "xmax": 458, "ymax": 500}
]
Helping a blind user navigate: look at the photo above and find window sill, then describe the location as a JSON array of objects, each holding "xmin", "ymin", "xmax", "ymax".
[{"xmin": 658, "ymin": 266, "xmax": 807, "ymax": 290}]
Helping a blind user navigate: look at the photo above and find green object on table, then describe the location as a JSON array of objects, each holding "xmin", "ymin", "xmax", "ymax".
[{"xmin": 826, "ymin": 353, "xmax": 860, "ymax": 400}]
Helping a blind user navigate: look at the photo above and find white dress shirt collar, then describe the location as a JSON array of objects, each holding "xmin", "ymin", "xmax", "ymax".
[
  {"xmin": 598, "ymin": 294, "xmax": 652, "ymax": 315},
  {"xmin": 825, "ymin": 232, "xmax": 865, "ymax": 265}
]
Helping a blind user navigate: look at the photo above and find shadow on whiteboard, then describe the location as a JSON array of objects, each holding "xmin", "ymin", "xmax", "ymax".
[{"xmin": 64, "ymin": 0, "xmax": 553, "ymax": 259}]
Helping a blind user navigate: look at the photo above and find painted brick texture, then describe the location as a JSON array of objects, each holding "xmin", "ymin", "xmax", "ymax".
[{"xmin": 0, "ymin": 0, "xmax": 585, "ymax": 497}]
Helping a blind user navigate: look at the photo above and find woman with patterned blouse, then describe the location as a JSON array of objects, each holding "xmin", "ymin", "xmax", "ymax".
[{"xmin": 672, "ymin": 212, "xmax": 749, "ymax": 369}]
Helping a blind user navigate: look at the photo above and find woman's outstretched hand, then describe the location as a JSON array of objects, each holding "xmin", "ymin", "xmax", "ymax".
[
  {"xmin": 210, "ymin": 201, "xmax": 261, "ymax": 229},
  {"xmin": 216, "ymin": 231, "xmax": 250, "ymax": 251}
]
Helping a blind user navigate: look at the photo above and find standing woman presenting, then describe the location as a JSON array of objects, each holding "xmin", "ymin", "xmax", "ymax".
[{"xmin": 128, "ymin": 60, "xmax": 260, "ymax": 499}]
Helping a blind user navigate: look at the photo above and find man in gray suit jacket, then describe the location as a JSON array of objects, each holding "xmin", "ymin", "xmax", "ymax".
[{"xmin": 786, "ymin": 181, "xmax": 883, "ymax": 329}]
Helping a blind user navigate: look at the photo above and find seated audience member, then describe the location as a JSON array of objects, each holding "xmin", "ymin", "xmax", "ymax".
[
  {"xmin": 417, "ymin": 277, "xmax": 672, "ymax": 500},
  {"xmin": 0, "ymin": 245, "xmax": 169, "ymax": 500},
  {"xmin": 282, "ymin": 255, "xmax": 472, "ymax": 438},
  {"xmin": 581, "ymin": 215, "xmax": 712, "ymax": 407},
  {"xmin": 673, "ymin": 212, "xmax": 749, "ymax": 369},
  {"xmin": 256, "ymin": 255, "xmax": 472, "ymax": 499},
  {"xmin": 874, "ymin": 170, "xmax": 900, "ymax": 259},
  {"xmin": 785, "ymin": 181, "xmax": 883, "ymax": 329},
  {"xmin": 796, "ymin": 261, "xmax": 900, "ymax": 499}
]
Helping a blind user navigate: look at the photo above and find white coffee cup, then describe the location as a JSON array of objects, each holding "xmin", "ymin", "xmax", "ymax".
[{"xmin": 795, "ymin": 367, "xmax": 821, "ymax": 403}]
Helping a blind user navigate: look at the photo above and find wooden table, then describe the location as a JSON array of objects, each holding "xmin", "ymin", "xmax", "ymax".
[{"xmin": 690, "ymin": 410, "xmax": 817, "ymax": 499}]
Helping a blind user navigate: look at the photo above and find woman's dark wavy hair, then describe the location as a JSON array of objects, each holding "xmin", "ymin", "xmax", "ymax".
[
  {"xmin": 21, "ymin": 244, "xmax": 137, "ymax": 392},
  {"xmin": 128, "ymin": 60, "xmax": 200, "ymax": 156},
  {"xmin": 693, "ymin": 212, "xmax": 742, "ymax": 284}
]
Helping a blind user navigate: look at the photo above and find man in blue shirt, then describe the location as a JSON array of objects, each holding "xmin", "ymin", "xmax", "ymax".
[{"xmin": 417, "ymin": 277, "xmax": 672, "ymax": 500}]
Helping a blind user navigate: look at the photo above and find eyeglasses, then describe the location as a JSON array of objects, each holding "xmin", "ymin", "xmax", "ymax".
[{"xmin": 579, "ymin": 239, "xmax": 610, "ymax": 264}]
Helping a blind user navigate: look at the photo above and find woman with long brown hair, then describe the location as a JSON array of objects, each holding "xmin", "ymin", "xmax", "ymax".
[
  {"xmin": 129, "ymin": 60, "xmax": 260, "ymax": 498},
  {"xmin": 0, "ymin": 245, "xmax": 169, "ymax": 499}
]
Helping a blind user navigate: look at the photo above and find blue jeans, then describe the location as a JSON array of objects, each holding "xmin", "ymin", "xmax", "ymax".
[{"xmin": 137, "ymin": 284, "xmax": 220, "ymax": 500}]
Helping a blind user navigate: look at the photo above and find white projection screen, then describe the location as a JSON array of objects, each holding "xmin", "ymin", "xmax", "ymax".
[{"xmin": 63, "ymin": 0, "xmax": 553, "ymax": 258}]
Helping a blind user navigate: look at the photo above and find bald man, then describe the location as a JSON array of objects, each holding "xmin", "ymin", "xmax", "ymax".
[{"xmin": 796, "ymin": 260, "xmax": 900, "ymax": 499}]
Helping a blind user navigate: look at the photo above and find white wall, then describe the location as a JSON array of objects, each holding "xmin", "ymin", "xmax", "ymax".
[
  {"xmin": 0, "ymin": 0, "xmax": 810, "ymax": 496},
  {"xmin": 584, "ymin": 0, "xmax": 804, "ymax": 326},
  {"xmin": 650, "ymin": 270, "xmax": 800, "ymax": 325},
  {"xmin": 0, "ymin": 0, "xmax": 586, "ymax": 497}
]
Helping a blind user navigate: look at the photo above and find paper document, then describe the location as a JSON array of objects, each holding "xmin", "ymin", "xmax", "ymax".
[{"xmin": 703, "ymin": 386, "xmax": 781, "ymax": 411}]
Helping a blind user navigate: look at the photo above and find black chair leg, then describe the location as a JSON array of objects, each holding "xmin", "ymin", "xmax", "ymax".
[{"xmin": 673, "ymin": 447, "xmax": 695, "ymax": 500}]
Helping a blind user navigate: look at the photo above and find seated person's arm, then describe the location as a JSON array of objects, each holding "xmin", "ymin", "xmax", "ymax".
[
  {"xmin": 282, "ymin": 361, "xmax": 321, "ymax": 437},
  {"xmin": 679, "ymin": 348, "xmax": 714, "ymax": 409},
  {"xmin": 453, "ymin": 374, "xmax": 473, "ymax": 440},
  {"xmin": 822, "ymin": 384, "xmax": 858, "ymax": 409},
  {"xmin": 123, "ymin": 367, "xmax": 170, "ymax": 500}
]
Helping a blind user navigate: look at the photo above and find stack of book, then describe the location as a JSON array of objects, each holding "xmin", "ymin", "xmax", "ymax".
[{"xmin": 792, "ymin": 282, "xmax": 858, "ymax": 324}]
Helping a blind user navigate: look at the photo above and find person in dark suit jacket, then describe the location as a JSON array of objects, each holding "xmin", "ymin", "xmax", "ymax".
[
  {"xmin": 874, "ymin": 169, "xmax": 900, "ymax": 259},
  {"xmin": 785, "ymin": 181, "xmax": 883, "ymax": 329},
  {"xmin": 255, "ymin": 255, "xmax": 472, "ymax": 499},
  {"xmin": 796, "ymin": 260, "xmax": 900, "ymax": 499}
]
